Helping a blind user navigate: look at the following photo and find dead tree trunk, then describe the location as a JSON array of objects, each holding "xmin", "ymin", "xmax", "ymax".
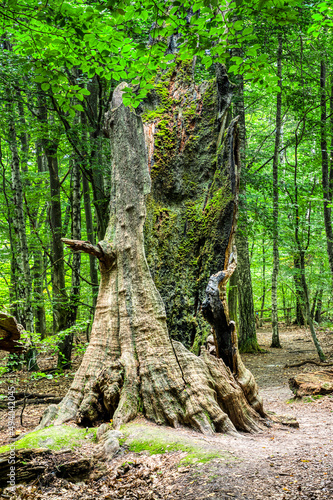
[{"xmin": 40, "ymin": 83, "xmax": 264, "ymax": 435}]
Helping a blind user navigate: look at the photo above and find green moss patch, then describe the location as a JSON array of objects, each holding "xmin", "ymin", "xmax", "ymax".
[
  {"xmin": 0, "ymin": 425, "xmax": 97, "ymax": 454},
  {"xmin": 127, "ymin": 438, "xmax": 222, "ymax": 465},
  {"xmin": 121, "ymin": 422, "xmax": 236, "ymax": 466}
]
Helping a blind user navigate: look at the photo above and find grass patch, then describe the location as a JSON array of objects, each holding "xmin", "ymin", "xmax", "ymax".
[
  {"xmin": 303, "ymin": 394, "xmax": 325, "ymax": 403},
  {"xmin": 0, "ymin": 425, "xmax": 97, "ymax": 454}
]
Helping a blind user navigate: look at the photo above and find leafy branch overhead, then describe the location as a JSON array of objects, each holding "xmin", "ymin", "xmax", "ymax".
[{"xmin": 1, "ymin": 0, "xmax": 317, "ymax": 110}]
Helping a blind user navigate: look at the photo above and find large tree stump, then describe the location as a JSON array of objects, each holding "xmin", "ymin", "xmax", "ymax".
[{"xmin": 39, "ymin": 80, "xmax": 264, "ymax": 435}]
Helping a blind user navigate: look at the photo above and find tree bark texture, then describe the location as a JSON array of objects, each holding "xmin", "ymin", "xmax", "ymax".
[
  {"xmin": 271, "ymin": 34, "xmax": 282, "ymax": 349},
  {"xmin": 141, "ymin": 62, "xmax": 248, "ymax": 351},
  {"xmin": 40, "ymin": 77, "xmax": 264, "ymax": 435}
]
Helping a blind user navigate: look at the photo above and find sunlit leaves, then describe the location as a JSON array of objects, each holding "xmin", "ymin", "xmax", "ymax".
[{"xmin": 0, "ymin": 0, "xmax": 316, "ymax": 108}]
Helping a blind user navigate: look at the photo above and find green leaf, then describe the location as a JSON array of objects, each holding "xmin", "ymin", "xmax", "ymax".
[
  {"xmin": 41, "ymin": 83, "xmax": 50, "ymax": 91},
  {"xmin": 243, "ymin": 27, "xmax": 253, "ymax": 36},
  {"xmin": 312, "ymin": 13, "xmax": 324, "ymax": 21},
  {"xmin": 73, "ymin": 104, "xmax": 84, "ymax": 112}
]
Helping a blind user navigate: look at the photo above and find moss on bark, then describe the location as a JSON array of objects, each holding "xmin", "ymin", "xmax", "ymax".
[{"xmin": 143, "ymin": 62, "xmax": 235, "ymax": 349}]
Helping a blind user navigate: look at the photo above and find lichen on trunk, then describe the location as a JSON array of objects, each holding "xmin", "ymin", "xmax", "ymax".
[{"xmin": 40, "ymin": 75, "xmax": 265, "ymax": 435}]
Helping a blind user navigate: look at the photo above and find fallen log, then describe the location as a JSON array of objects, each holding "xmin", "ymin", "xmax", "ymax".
[
  {"xmin": 0, "ymin": 448, "xmax": 51, "ymax": 487},
  {"xmin": 0, "ymin": 397, "xmax": 62, "ymax": 409},
  {"xmin": 0, "ymin": 448, "xmax": 91, "ymax": 487},
  {"xmin": 5, "ymin": 392, "xmax": 59, "ymax": 400},
  {"xmin": 289, "ymin": 368, "xmax": 333, "ymax": 397},
  {"xmin": 285, "ymin": 360, "xmax": 333, "ymax": 368}
]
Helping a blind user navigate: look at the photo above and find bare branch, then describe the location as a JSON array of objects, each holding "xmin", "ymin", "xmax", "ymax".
[{"xmin": 61, "ymin": 238, "xmax": 116, "ymax": 269}]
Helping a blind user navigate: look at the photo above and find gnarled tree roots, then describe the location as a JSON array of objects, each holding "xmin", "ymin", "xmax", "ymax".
[{"xmin": 40, "ymin": 339, "xmax": 265, "ymax": 435}]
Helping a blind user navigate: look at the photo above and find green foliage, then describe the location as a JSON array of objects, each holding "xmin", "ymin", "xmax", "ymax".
[{"xmin": 0, "ymin": 0, "xmax": 331, "ymax": 364}]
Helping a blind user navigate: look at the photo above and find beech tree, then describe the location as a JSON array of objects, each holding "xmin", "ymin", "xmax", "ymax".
[{"xmin": 40, "ymin": 81, "xmax": 265, "ymax": 434}]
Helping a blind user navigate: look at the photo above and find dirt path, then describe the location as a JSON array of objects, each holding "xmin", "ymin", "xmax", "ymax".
[{"xmin": 1, "ymin": 325, "xmax": 332, "ymax": 499}]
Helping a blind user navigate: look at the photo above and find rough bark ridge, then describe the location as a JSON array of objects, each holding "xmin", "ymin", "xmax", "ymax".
[{"xmin": 40, "ymin": 82, "xmax": 264, "ymax": 435}]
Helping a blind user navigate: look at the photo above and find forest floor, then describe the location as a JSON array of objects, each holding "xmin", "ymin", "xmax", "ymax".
[{"xmin": 0, "ymin": 324, "xmax": 332, "ymax": 500}]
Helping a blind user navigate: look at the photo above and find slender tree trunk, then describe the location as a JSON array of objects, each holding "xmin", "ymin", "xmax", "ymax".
[
  {"xmin": 231, "ymin": 51, "xmax": 260, "ymax": 353},
  {"xmin": 321, "ymin": 62, "xmax": 333, "ymax": 281},
  {"xmin": 86, "ymin": 77, "xmax": 109, "ymax": 240},
  {"xmin": 260, "ymin": 235, "xmax": 266, "ymax": 327},
  {"xmin": 8, "ymin": 106, "xmax": 34, "ymax": 334},
  {"xmin": 0, "ymin": 144, "xmax": 19, "ymax": 320},
  {"xmin": 45, "ymin": 143, "xmax": 70, "ymax": 334},
  {"xmin": 310, "ymin": 289, "xmax": 318, "ymax": 320},
  {"xmin": 271, "ymin": 34, "xmax": 282, "ymax": 349},
  {"xmin": 298, "ymin": 252, "xmax": 325, "ymax": 361},
  {"xmin": 82, "ymin": 174, "xmax": 99, "ymax": 310},
  {"xmin": 36, "ymin": 90, "xmax": 70, "ymax": 335},
  {"xmin": 58, "ymin": 159, "xmax": 81, "ymax": 368},
  {"xmin": 293, "ymin": 255, "xmax": 305, "ymax": 325},
  {"xmin": 33, "ymin": 143, "xmax": 47, "ymax": 338},
  {"xmin": 81, "ymin": 111, "xmax": 99, "ymax": 311},
  {"xmin": 40, "ymin": 83, "xmax": 264, "ymax": 435},
  {"xmin": 293, "ymin": 116, "xmax": 325, "ymax": 361},
  {"xmin": 314, "ymin": 288, "xmax": 323, "ymax": 323}
]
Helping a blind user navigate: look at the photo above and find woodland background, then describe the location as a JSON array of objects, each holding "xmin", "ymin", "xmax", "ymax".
[{"xmin": 0, "ymin": 0, "xmax": 333, "ymax": 371}]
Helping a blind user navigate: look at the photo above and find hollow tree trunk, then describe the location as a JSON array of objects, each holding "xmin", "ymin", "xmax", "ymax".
[
  {"xmin": 228, "ymin": 271, "xmax": 238, "ymax": 324},
  {"xmin": 40, "ymin": 83, "xmax": 264, "ymax": 435}
]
